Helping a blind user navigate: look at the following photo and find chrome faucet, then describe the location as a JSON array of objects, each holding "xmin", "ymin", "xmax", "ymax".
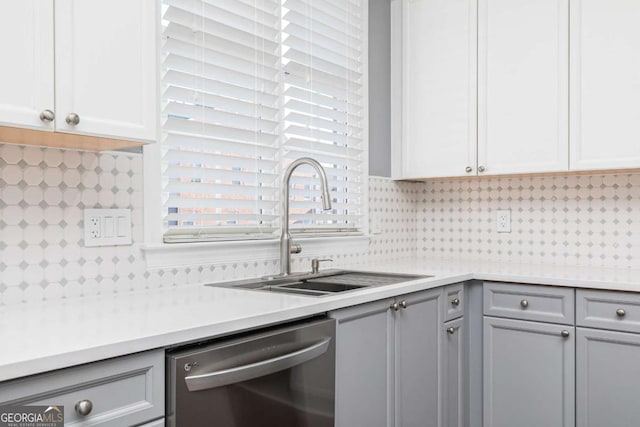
[{"xmin": 280, "ymin": 158, "xmax": 332, "ymax": 276}]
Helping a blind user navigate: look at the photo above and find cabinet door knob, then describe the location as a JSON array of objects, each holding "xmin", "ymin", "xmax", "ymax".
[
  {"xmin": 447, "ymin": 327, "xmax": 457, "ymax": 335},
  {"xmin": 39, "ymin": 109, "xmax": 55, "ymax": 122},
  {"xmin": 561, "ymin": 330, "xmax": 570, "ymax": 338},
  {"xmin": 465, "ymin": 166, "xmax": 473, "ymax": 173},
  {"xmin": 400, "ymin": 300, "xmax": 408, "ymax": 309},
  {"xmin": 520, "ymin": 299, "xmax": 529, "ymax": 308},
  {"xmin": 451, "ymin": 298, "xmax": 460, "ymax": 306},
  {"xmin": 75, "ymin": 399, "xmax": 93, "ymax": 416},
  {"xmin": 478, "ymin": 166, "xmax": 486, "ymax": 173},
  {"xmin": 390, "ymin": 302, "xmax": 400, "ymax": 311},
  {"xmin": 66, "ymin": 113, "xmax": 80, "ymax": 126},
  {"xmin": 616, "ymin": 309, "xmax": 626, "ymax": 317}
]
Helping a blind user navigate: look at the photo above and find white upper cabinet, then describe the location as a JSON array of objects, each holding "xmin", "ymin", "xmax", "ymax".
[
  {"xmin": 477, "ymin": 0, "xmax": 569, "ymax": 175},
  {"xmin": 0, "ymin": 0, "xmax": 156, "ymax": 147},
  {"xmin": 570, "ymin": 0, "xmax": 640, "ymax": 171},
  {"xmin": 54, "ymin": 0, "xmax": 157, "ymax": 142},
  {"xmin": 400, "ymin": 0, "xmax": 477, "ymax": 179},
  {"xmin": 0, "ymin": 1, "xmax": 54, "ymax": 131}
]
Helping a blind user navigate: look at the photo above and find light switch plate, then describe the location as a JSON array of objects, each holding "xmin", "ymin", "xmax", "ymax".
[
  {"xmin": 84, "ymin": 209, "xmax": 132, "ymax": 247},
  {"xmin": 496, "ymin": 209, "xmax": 511, "ymax": 233}
]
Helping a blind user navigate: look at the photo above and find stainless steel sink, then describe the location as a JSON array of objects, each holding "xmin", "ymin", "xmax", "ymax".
[{"xmin": 206, "ymin": 270, "xmax": 432, "ymax": 296}]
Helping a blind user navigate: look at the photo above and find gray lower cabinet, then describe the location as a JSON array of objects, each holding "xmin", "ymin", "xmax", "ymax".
[
  {"xmin": 443, "ymin": 317, "xmax": 465, "ymax": 427},
  {"xmin": 331, "ymin": 298, "xmax": 394, "ymax": 427},
  {"xmin": 394, "ymin": 289, "xmax": 443, "ymax": 427},
  {"xmin": 576, "ymin": 327, "xmax": 640, "ymax": 427},
  {"xmin": 0, "ymin": 350, "xmax": 164, "ymax": 426},
  {"xmin": 483, "ymin": 316, "xmax": 575, "ymax": 427},
  {"xmin": 331, "ymin": 284, "xmax": 466, "ymax": 427}
]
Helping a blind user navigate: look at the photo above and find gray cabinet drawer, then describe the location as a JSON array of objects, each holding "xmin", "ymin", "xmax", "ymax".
[
  {"xmin": 443, "ymin": 282, "xmax": 464, "ymax": 322},
  {"xmin": 0, "ymin": 350, "xmax": 164, "ymax": 426},
  {"xmin": 577, "ymin": 289, "xmax": 640, "ymax": 333},
  {"xmin": 483, "ymin": 282, "xmax": 574, "ymax": 324}
]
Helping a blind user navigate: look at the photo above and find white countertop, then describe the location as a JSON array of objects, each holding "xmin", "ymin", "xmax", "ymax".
[{"xmin": 2, "ymin": 257, "xmax": 640, "ymax": 383}]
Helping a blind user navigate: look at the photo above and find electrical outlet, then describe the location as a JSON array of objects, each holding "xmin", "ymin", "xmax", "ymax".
[
  {"xmin": 84, "ymin": 209, "xmax": 132, "ymax": 247},
  {"xmin": 496, "ymin": 210, "xmax": 511, "ymax": 233},
  {"xmin": 86, "ymin": 215, "xmax": 101, "ymax": 239}
]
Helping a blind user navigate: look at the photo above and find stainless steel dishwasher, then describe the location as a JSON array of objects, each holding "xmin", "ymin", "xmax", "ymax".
[{"xmin": 166, "ymin": 317, "xmax": 335, "ymax": 427}]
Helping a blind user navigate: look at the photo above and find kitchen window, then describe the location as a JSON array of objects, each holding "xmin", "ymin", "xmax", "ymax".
[{"xmin": 157, "ymin": 0, "xmax": 368, "ymax": 244}]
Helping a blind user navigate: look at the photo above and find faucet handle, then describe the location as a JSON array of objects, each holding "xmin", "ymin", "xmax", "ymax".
[{"xmin": 311, "ymin": 258, "xmax": 333, "ymax": 274}]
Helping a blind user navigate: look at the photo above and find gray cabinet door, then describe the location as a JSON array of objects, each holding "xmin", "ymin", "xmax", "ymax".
[
  {"xmin": 484, "ymin": 316, "xmax": 575, "ymax": 427},
  {"xmin": 577, "ymin": 327, "xmax": 640, "ymax": 427},
  {"xmin": 395, "ymin": 288, "xmax": 443, "ymax": 427},
  {"xmin": 443, "ymin": 317, "xmax": 465, "ymax": 427},
  {"xmin": 330, "ymin": 299, "xmax": 394, "ymax": 427}
]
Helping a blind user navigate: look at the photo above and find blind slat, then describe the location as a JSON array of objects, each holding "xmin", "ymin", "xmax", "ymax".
[
  {"xmin": 163, "ymin": 38, "xmax": 280, "ymax": 78},
  {"xmin": 165, "ymin": 101, "xmax": 279, "ymax": 134},
  {"xmin": 165, "ymin": 165, "xmax": 279, "ymax": 184},
  {"xmin": 283, "ymin": 137, "xmax": 363, "ymax": 155},
  {"xmin": 283, "ymin": 10, "xmax": 361, "ymax": 47},
  {"xmin": 166, "ymin": 181, "xmax": 278, "ymax": 198},
  {"xmin": 165, "ymin": 197, "xmax": 277, "ymax": 210},
  {"xmin": 164, "ymin": 149, "xmax": 279, "ymax": 171},
  {"xmin": 165, "ymin": 85, "xmax": 279, "ymax": 120},
  {"xmin": 283, "ymin": 0, "xmax": 361, "ymax": 35},
  {"xmin": 164, "ymin": 22, "xmax": 280, "ymax": 66},
  {"xmin": 164, "ymin": 70, "xmax": 279, "ymax": 106},
  {"xmin": 164, "ymin": 117, "xmax": 278, "ymax": 146},
  {"xmin": 164, "ymin": 133, "xmax": 279, "ymax": 158},
  {"xmin": 165, "ymin": 4, "xmax": 279, "ymax": 46},
  {"xmin": 164, "ymin": 54, "xmax": 280, "ymax": 96}
]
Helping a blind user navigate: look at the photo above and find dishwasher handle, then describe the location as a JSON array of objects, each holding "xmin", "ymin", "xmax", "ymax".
[{"xmin": 184, "ymin": 337, "xmax": 331, "ymax": 392}]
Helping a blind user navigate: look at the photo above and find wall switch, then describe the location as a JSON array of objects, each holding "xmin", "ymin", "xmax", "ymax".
[
  {"xmin": 496, "ymin": 210, "xmax": 511, "ymax": 233},
  {"xmin": 84, "ymin": 209, "xmax": 132, "ymax": 247}
]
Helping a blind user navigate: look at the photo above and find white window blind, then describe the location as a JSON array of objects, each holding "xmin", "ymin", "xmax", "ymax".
[{"xmin": 161, "ymin": 0, "xmax": 366, "ymax": 242}]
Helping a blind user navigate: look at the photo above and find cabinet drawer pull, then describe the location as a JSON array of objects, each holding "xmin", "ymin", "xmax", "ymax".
[
  {"xmin": 478, "ymin": 165, "xmax": 486, "ymax": 173},
  {"xmin": 390, "ymin": 302, "xmax": 400, "ymax": 311},
  {"xmin": 465, "ymin": 166, "xmax": 473, "ymax": 173},
  {"xmin": 75, "ymin": 399, "xmax": 93, "ymax": 416},
  {"xmin": 560, "ymin": 330, "xmax": 570, "ymax": 338},
  {"xmin": 39, "ymin": 109, "xmax": 55, "ymax": 122},
  {"xmin": 447, "ymin": 327, "xmax": 457, "ymax": 335},
  {"xmin": 451, "ymin": 298, "xmax": 460, "ymax": 306},
  {"xmin": 520, "ymin": 299, "xmax": 529, "ymax": 308},
  {"xmin": 400, "ymin": 300, "xmax": 408, "ymax": 309},
  {"xmin": 66, "ymin": 113, "xmax": 80, "ymax": 125},
  {"xmin": 616, "ymin": 309, "xmax": 626, "ymax": 317}
]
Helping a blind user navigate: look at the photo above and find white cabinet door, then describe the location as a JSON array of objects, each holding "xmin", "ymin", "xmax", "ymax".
[
  {"xmin": 54, "ymin": 0, "xmax": 157, "ymax": 142},
  {"xmin": 570, "ymin": 0, "xmax": 640, "ymax": 171},
  {"xmin": 576, "ymin": 328, "xmax": 640, "ymax": 427},
  {"xmin": 0, "ymin": 1, "xmax": 54, "ymax": 131},
  {"xmin": 401, "ymin": 0, "xmax": 477, "ymax": 179},
  {"xmin": 478, "ymin": 0, "xmax": 569, "ymax": 175},
  {"xmin": 484, "ymin": 317, "xmax": 575, "ymax": 427}
]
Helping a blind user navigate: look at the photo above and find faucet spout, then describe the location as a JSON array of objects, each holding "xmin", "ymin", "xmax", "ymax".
[{"xmin": 280, "ymin": 158, "xmax": 332, "ymax": 276}]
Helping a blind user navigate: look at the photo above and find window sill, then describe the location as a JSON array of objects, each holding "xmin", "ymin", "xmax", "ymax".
[{"xmin": 142, "ymin": 235, "xmax": 371, "ymax": 270}]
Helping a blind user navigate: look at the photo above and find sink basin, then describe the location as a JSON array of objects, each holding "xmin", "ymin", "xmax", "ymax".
[{"xmin": 206, "ymin": 270, "xmax": 432, "ymax": 296}]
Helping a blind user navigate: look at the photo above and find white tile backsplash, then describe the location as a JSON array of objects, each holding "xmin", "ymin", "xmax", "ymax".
[
  {"xmin": 1, "ymin": 142, "xmax": 639, "ymax": 305},
  {"xmin": 418, "ymin": 174, "xmax": 640, "ymax": 267}
]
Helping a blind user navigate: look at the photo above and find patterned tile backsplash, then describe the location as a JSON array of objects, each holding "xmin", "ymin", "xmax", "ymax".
[
  {"xmin": 1, "ymin": 142, "xmax": 639, "ymax": 305},
  {"xmin": 418, "ymin": 174, "xmax": 640, "ymax": 267},
  {"xmin": 0, "ymin": 144, "xmax": 416, "ymax": 305}
]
